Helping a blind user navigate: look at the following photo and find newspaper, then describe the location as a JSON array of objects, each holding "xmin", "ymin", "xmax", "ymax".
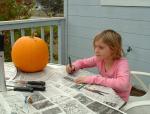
[
  {"xmin": 0, "ymin": 82, "xmax": 126, "ymax": 114},
  {"xmin": 0, "ymin": 63, "xmax": 126, "ymax": 114},
  {"xmin": 46, "ymin": 66, "xmax": 125, "ymax": 109},
  {"xmin": 4, "ymin": 62, "xmax": 17, "ymax": 80}
]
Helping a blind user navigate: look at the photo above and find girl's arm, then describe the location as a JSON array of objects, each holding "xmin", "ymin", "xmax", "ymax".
[
  {"xmin": 84, "ymin": 59, "xmax": 130, "ymax": 91},
  {"xmin": 73, "ymin": 56, "xmax": 97, "ymax": 71}
]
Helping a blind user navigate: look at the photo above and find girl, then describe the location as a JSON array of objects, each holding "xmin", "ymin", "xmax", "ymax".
[{"xmin": 66, "ymin": 29, "xmax": 132, "ymax": 102}]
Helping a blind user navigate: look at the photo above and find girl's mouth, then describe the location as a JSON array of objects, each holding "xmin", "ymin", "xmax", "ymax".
[
  {"xmin": 96, "ymin": 54, "xmax": 101, "ymax": 56},
  {"xmin": 96, "ymin": 55, "xmax": 101, "ymax": 58}
]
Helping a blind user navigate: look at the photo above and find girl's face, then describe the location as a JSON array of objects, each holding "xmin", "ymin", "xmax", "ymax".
[{"xmin": 94, "ymin": 39, "xmax": 113, "ymax": 60}]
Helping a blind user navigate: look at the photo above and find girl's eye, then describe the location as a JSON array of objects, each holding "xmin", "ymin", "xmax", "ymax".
[
  {"xmin": 98, "ymin": 46, "xmax": 104, "ymax": 49},
  {"xmin": 94, "ymin": 46, "xmax": 104, "ymax": 49}
]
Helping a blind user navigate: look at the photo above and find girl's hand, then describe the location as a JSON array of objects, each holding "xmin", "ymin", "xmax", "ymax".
[
  {"xmin": 66, "ymin": 64, "xmax": 75, "ymax": 74},
  {"xmin": 74, "ymin": 76, "xmax": 87, "ymax": 84}
]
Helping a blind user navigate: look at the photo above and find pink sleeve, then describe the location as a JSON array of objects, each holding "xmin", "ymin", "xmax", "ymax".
[
  {"xmin": 73, "ymin": 56, "xmax": 97, "ymax": 71},
  {"xmin": 84, "ymin": 59, "xmax": 130, "ymax": 91}
]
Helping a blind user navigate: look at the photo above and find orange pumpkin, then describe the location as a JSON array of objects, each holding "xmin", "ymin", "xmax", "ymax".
[{"xmin": 11, "ymin": 36, "xmax": 49, "ymax": 72}]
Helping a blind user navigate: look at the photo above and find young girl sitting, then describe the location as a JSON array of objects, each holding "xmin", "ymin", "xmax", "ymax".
[{"xmin": 66, "ymin": 29, "xmax": 132, "ymax": 102}]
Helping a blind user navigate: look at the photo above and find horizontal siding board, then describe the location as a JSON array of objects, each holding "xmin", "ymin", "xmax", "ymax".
[
  {"xmin": 68, "ymin": 46, "xmax": 93, "ymax": 58},
  {"xmin": 101, "ymin": 0, "xmax": 150, "ymax": 7},
  {"xmin": 123, "ymin": 46, "xmax": 150, "ymax": 62},
  {"xmin": 68, "ymin": 24, "xmax": 150, "ymax": 49},
  {"xmin": 68, "ymin": 25, "xmax": 98, "ymax": 40},
  {"xmin": 68, "ymin": 24, "xmax": 150, "ymax": 40},
  {"xmin": 68, "ymin": 5, "xmax": 150, "ymax": 21},
  {"xmin": 122, "ymin": 37, "xmax": 150, "ymax": 49},
  {"xmin": 129, "ymin": 59, "xmax": 150, "ymax": 72},
  {"xmin": 68, "ymin": 16, "xmax": 150, "ymax": 36},
  {"xmin": 68, "ymin": 25, "xmax": 150, "ymax": 41},
  {"xmin": 126, "ymin": 48, "xmax": 150, "ymax": 64},
  {"xmin": 68, "ymin": 0, "xmax": 100, "ymax": 5},
  {"xmin": 68, "ymin": 36, "xmax": 94, "ymax": 57}
]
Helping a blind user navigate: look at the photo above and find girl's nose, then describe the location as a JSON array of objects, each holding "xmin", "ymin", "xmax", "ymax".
[
  {"xmin": 95, "ymin": 48, "xmax": 99, "ymax": 52},
  {"xmin": 95, "ymin": 50, "xmax": 100, "ymax": 55}
]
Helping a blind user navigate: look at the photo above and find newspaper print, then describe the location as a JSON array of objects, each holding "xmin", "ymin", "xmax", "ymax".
[
  {"xmin": 1, "ymin": 63, "xmax": 127, "ymax": 114},
  {"xmin": 4, "ymin": 62, "xmax": 17, "ymax": 80},
  {"xmin": 43, "ymin": 66, "xmax": 125, "ymax": 109},
  {"xmin": 0, "ymin": 81, "xmax": 126, "ymax": 114}
]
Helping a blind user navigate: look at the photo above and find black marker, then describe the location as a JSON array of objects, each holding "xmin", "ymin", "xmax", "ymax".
[{"xmin": 68, "ymin": 56, "xmax": 72, "ymax": 68}]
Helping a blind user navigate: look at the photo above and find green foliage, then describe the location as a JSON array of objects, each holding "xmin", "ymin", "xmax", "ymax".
[
  {"xmin": 4, "ymin": 31, "xmax": 12, "ymax": 62},
  {"xmin": 38, "ymin": 0, "xmax": 64, "ymax": 16},
  {"xmin": 0, "ymin": 0, "xmax": 35, "ymax": 21}
]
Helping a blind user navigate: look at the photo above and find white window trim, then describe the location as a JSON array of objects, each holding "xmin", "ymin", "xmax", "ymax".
[{"xmin": 101, "ymin": 0, "xmax": 150, "ymax": 7}]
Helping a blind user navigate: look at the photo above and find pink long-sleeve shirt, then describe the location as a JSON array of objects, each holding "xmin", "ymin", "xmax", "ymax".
[{"xmin": 73, "ymin": 56, "xmax": 132, "ymax": 102}]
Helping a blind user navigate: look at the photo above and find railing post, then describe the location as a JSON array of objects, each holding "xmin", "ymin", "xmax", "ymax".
[
  {"xmin": 21, "ymin": 28, "xmax": 25, "ymax": 36},
  {"xmin": 58, "ymin": 20, "xmax": 65, "ymax": 64},
  {"xmin": 40, "ymin": 26, "xmax": 45, "ymax": 40},
  {"xmin": 58, "ymin": 22, "xmax": 62, "ymax": 64},
  {"xmin": 10, "ymin": 30, "xmax": 15, "ymax": 46},
  {"xmin": 64, "ymin": 0, "xmax": 69, "ymax": 65},
  {"xmin": 50, "ymin": 25, "xmax": 54, "ymax": 63}
]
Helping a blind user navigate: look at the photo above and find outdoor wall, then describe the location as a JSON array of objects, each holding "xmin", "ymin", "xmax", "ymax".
[{"xmin": 65, "ymin": 0, "xmax": 150, "ymax": 75}]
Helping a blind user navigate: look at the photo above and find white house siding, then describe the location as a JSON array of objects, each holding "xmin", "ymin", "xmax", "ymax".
[{"xmin": 65, "ymin": 0, "xmax": 150, "ymax": 75}]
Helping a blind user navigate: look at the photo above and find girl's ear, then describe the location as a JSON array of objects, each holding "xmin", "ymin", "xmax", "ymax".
[{"xmin": 110, "ymin": 48, "xmax": 116, "ymax": 59}]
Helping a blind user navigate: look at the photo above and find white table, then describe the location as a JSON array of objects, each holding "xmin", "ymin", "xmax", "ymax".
[{"xmin": 0, "ymin": 62, "xmax": 126, "ymax": 114}]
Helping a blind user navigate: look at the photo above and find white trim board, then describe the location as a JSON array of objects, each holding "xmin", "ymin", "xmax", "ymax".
[{"xmin": 101, "ymin": 0, "xmax": 150, "ymax": 7}]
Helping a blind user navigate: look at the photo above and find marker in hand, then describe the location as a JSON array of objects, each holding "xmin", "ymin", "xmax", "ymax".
[
  {"xmin": 67, "ymin": 56, "xmax": 75, "ymax": 74},
  {"xmin": 68, "ymin": 56, "xmax": 72, "ymax": 68}
]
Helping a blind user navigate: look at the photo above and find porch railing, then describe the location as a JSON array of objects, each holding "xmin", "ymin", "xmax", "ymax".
[{"xmin": 0, "ymin": 17, "xmax": 65, "ymax": 64}]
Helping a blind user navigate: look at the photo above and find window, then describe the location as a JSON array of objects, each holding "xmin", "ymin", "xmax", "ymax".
[{"xmin": 101, "ymin": 0, "xmax": 150, "ymax": 7}]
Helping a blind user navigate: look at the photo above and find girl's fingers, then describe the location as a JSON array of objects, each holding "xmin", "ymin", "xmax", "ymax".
[
  {"xmin": 75, "ymin": 76, "xmax": 87, "ymax": 84},
  {"xmin": 75, "ymin": 78, "xmax": 82, "ymax": 84},
  {"xmin": 66, "ymin": 66, "xmax": 70, "ymax": 73},
  {"xmin": 75, "ymin": 80, "xmax": 80, "ymax": 84},
  {"xmin": 70, "ymin": 66, "xmax": 75, "ymax": 73},
  {"xmin": 74, "ymin": 78, "xmax": 78, "ymax": 83},
  {"xmin": 66, "ymin": 65, "xmax": 75, "ymax": 74}
]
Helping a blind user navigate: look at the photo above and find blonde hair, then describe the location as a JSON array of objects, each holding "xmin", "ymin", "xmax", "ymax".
[{"xmin": 93, "ymin": 29, "xmax": 124, "ymax": 60}]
